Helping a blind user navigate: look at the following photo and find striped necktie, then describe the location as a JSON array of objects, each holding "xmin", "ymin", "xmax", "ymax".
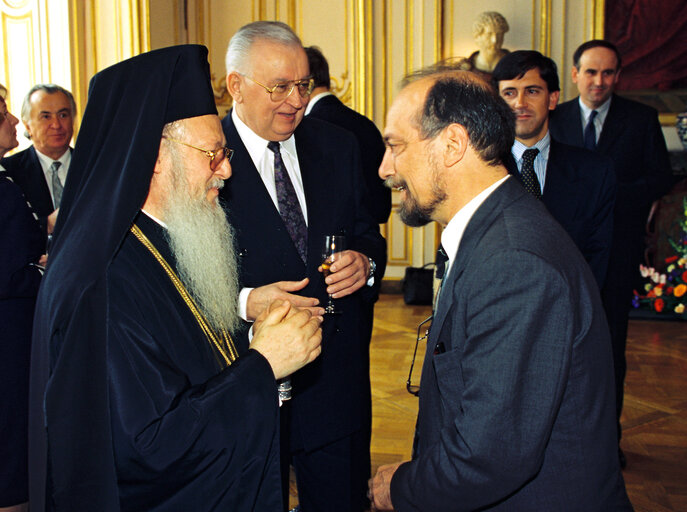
[{"xmin": 51, "ymin": 161, "xmax": 63, "ymax": 208}]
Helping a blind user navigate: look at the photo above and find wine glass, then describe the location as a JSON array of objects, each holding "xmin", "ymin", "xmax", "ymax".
[{"xmin": 321, "ymin": 235, "xmax": 346, "ymax": 314}]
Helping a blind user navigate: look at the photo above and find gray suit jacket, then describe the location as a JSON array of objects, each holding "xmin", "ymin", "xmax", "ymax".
[{"xmin": 390, "ymin": 177, "xmax": 631, "ymax": 511}]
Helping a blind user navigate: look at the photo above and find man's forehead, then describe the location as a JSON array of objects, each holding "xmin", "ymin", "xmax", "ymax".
[
  {"xmin": 500, "ymin": 69, "xmax": 546, "ymax": 88},
  {"xmin": 179, "ymin": 114, "xmax": 224, "ymax": 141},
  {"xmin": 249, "ymin": 41, "xmax": 307, "ymax": 71},
  {"xmin": 579, "ymin": 47, "xmax": 618, "ymax": 69}
]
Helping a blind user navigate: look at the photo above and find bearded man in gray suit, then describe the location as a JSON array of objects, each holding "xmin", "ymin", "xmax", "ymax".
[{"xmin": 369, "ymin": 70, "xmax": 631, "ymax": 511}]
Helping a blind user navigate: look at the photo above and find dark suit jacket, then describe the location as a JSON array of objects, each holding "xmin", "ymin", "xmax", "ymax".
[
  {"xmin": 505, "ymin": 138, "xmax": 616, "ymax": 287},
  {"xmin": 1, "ymin": 146, "xmax": 70, "ymax": 236},
  {"xmin": 307, "ymin": 94, "xmax": 391, "ymax": 224},
  {"xmin": 390, "ymin": 178, "xmax": 631, "ymax": 511},
  {"xmin": 220, "ymin": 114, "xmax": 386, "ymax": 451},
  {"xmin": 550, "ymin": 94, "xmax": 671, "ymax": 237},
  {"xmin": 0, "ymin": 175, "xmax": 43, "ymax": 506}
]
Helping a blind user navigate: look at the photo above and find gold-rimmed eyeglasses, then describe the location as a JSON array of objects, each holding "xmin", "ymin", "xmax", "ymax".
[
  {"xmin": 244, "ymin": 75, "xmax": 315, "ymax": 102},
  {"xmin": 162, "ymin": 137, "xmax": 234, "ymax": 170},
  {"xmin": 406, "ymin": 314, "xmax": 433, "ymax": 396}
]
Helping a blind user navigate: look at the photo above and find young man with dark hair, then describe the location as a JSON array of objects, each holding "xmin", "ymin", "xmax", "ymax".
[{"xmin": 493, "ymin": 50, "xmax": 616, "ymax": 287}]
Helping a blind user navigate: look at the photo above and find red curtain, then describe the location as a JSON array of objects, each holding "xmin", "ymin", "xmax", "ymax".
[{"xmin": 605, "ymin": 0, "xmax": 687, "ymax": 91}]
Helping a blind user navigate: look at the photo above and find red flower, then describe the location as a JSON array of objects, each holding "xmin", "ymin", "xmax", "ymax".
[
  {"xmin": 666, "ymin": 255, "xmax": 679, "ymax": 263},
  {"xmin": 654, "ymin": 298, "xmax": 665, "ymax": 312},
  {"xmin": 682, "ymin": 270, "xmax": 687, "ymax": 282}
]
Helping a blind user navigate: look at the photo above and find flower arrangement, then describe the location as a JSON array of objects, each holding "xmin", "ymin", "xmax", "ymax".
[{"xmin": 633, "ymin": 197, "xmax": 687, "ymax": 319}]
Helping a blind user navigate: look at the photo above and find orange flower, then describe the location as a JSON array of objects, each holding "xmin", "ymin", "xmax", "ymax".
[{"xmin": 674, "ymin": 284, "xmax": 687, "ymax": 298}]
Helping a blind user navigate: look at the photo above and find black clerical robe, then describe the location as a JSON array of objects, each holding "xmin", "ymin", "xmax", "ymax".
[{"xmin": 42, "ymin": 212, "xmax": 282, "ymax": 511}]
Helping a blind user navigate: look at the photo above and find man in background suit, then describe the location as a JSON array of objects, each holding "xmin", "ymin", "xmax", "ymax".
[
  {"xmin": 549, "ymin": 40, "xmax": 672, "ymax": 467},
  {"xmin": 493, "ymin": 50, "xmax": 616, "ymax": 287},
  {"xmin": 221, "ymin": 21, "xmax": 386, "ymax": 512},
  {"xmin": 369, "ymin": 70, "xmax": 631, "ymax": 511},
  {"xmin": 1, "ymin": 84, "xmax": 76, "ymax": 241},
  {"xmin": 304, "ymin": 46, "xmax": 391, "ymax": 225}
]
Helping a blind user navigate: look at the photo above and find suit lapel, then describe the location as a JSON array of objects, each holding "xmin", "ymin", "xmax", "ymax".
[
  {"xmin": 222, "ymin": 115, "xmax": 305, "ymax": 266},
  {"xmin": 29, "ymin": 147, "xmax": 55, "ymax": 211},
  {"xmin": 429, "ymin": 178, "xmax": 525, "ymax": 345},
  {"xmin": 542, "ymin": 140, "xmax": 578, "ymax": 213},
  {"xmin": 596, "ymin": 95, "xmax": 627, "ymax": 154},
  {"xmin": 558, "ymin": 101, "xmax": 584, "ymax": 147}
]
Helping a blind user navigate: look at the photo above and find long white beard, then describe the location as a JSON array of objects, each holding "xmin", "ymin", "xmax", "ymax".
[{"xmin": 161, "ymin": 162, "xmax": 241, "ymax": 334}]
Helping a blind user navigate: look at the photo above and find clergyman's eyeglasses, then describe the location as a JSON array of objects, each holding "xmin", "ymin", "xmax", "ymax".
[
  {"xmin": 162, "ymin": 137, "xmax": 234, "ymax": 171},
  {"xmin": 406, "ymin": 315, "xmax": 433, "ymax": 396}
]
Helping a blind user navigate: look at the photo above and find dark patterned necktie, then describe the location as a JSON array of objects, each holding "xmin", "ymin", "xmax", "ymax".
[
  {"xmin": 51, "ymin": 161, "xmax": 63, "ymax": 208},
  {"xmin": 520, "ymin": 148, "xmax": 541, "ymax": 198},
  {"xmin": 435, "ymin": 245, "xmax": 449, "ymax": 280},
  {"xmin": 584, "ymin": 110, "xmax": 598, "ymax": 150},
  {"xmin": 267, "ymin": 141, "xmax": 308, "ymax": 263},
  {"xmin": 433, "ymin": 244, "xmax": 449, "ymax": 311}
]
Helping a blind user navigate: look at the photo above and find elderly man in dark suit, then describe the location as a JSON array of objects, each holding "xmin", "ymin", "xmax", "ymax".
[
  {"xmin": 1, "ymin": 84, "xmax": 75, "ymax": 241},
  {"xmin": 220, "ymin": 21, "xmax": 386, "ymax": 512},
  {"xmin": 369, "ymin": 70, "xmax": 631, "ymax": 511},
  {"xmin": 549, "ymin": 39, "xmax": 672, "ymax": 467},
  {"xmin": 304, "ymin": 46, "xmax": 390, "ymax": 225},
  {"xmin": 492, "ymin": 50, "xmax": 616, "ymax": 288}
]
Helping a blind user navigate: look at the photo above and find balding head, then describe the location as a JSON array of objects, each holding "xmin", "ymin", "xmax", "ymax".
[
  {"xmin": 402, "ymin": 70, "xmax": 514, "ymax": 166},
  {"xmin": 380, "ymin": 70, "xmax": 513, "ymax": 226}
]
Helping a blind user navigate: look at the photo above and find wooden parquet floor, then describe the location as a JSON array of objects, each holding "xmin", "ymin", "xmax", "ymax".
[{"xmin": 369, "ymin": 294, "xmax": 687, "ymax": 511}]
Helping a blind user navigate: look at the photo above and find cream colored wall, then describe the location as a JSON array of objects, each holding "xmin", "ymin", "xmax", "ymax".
[{"xmin": 0, "ymin": 0, "xmax": 606, "ymax": 279}]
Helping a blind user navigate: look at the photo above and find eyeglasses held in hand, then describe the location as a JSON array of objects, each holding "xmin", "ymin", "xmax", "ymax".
[
  {"xmin": 162, "ymin": 137, "xmax": 234, "ymax": 170},
  {"xmin": 406, "ymin": 315, "xmax": 433, "ymax": 396}
]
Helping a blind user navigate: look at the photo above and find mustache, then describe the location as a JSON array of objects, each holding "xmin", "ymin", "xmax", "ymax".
[
  {"xmin": 384, "ymin": 177, "xmax": 406, "ymax": 190},
  {"xmin": 206, "ymin": 178, "xmax": 225, "ymax": 191}
]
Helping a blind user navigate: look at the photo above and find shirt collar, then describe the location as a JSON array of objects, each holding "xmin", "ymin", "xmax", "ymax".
[
  {"xmin": 231, "ymin": 108, "xmax": 297, "ymax": 162},
  {"xmin": 35, "ymin": 146, "xmax": 71, "ymax": 170},
  {"xmin": 441, "ymin": 175, "xmax": 510, "ymax": 274},
  {"xmin": 578, "ymin": 95, "xmax": 611, "ymax": 124},
  {"xmin": 141, "ymin": 209, "xmax": 167, "ymax": 228},
  {"xmin": 305, "ymin": 91, "xmax": 333, "ymax": 115},
  {"xmin": 512, "ymin": 131, "xmax": 551, "ymax": 162}
]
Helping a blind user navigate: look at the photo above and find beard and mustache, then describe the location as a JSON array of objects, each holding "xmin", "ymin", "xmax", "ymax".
[
  {"xmin": 384, "ymin": 153, "xmax": 447, "ymax": 227},
  {"xmin": 160, "ymin": 157, "xmax": 241, "ymax": 334}
]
